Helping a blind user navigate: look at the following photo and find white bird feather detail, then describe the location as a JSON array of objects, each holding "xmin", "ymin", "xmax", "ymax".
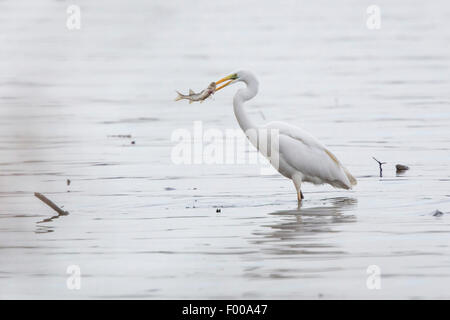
[{"xmin": 265, "ymin": 121, "xmax": 356, "ymax": 189}]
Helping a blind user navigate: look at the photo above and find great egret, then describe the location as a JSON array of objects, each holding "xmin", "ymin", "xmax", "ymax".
[{"xmin": 214, "ymin": 70, "xmax": 357, "ymax": 203}]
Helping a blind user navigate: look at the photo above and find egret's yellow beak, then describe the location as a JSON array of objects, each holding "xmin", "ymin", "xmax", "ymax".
[{"xmin": 215, "ymin": 73, "xmax": 238, "ymax": 92}]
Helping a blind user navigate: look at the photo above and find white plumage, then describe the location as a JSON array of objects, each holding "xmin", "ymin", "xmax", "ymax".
[{"xmin": 215, "ymin": 70, "xmax": 356, "ymax": 203}]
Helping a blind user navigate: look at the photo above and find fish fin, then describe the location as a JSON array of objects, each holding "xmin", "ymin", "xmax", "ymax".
[
  {"xmin": 174, "ymin": 91, "xmax": 184, "ymax": 101},
  {"xmin": 189, "ymin": 89, "xmax": 195, "ymax": 95},
  {"xmin": 189, "ymin": 100, "xmax": 193, "ymax": 104}
]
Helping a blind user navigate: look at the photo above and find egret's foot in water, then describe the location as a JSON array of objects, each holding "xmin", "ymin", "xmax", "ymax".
[{"xmin": 297, "ymin": 190, "xmax": 304, "ymax": 204}]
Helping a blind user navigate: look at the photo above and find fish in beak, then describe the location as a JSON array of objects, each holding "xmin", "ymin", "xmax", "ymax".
[{"xmin": 174, "ymin": 82, "xmax": 216, "ymax": 103}]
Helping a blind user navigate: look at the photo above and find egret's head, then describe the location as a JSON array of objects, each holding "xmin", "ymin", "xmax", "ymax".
[
  {"xmin": 214, "ymin": 72, "xmax": 239, "ymax": 91},
  {"xmin": 214, "ymin": 70, "xmax": 258, "ymax": 92}
]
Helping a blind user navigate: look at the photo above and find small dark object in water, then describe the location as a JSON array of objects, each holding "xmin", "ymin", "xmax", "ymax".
[
  {"xmin": 372, "ymin": 157, "xmax": 386, "ymax": 177},
  {"xmin": 164, "ymin": 187, "xmax": 175, "ymax": 191},
  {"xmin": 216, "ymin": 208, "xmax": 221, "ymax": 213},
  {"xmin": 396, "ymin": 164, "xmax": 409, "ymax": 172},
  {"xmin": 66, "ymin": 179, "xmax": 71, "ymax": 186},
  {"xmin": 431, "ymin": 210, "xmax": 444, "ymax": 217},
  {"xmin": 131, "ymin": 141, "xmax": 135, "ymax": 145}
]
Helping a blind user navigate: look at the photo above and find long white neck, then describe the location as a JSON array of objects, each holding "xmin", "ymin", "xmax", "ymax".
[{"xmin": 233, "ymin": 76, "xmax": 259, "ymax": 132}]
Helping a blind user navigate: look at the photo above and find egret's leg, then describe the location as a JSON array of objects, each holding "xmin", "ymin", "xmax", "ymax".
[
  {"xmin": 292, "ymin": 173, "xmax": 304, "ymax": 203},
  {"xmin": 296, "ymin": 190, "xmax": 304, "ymax": 202}
]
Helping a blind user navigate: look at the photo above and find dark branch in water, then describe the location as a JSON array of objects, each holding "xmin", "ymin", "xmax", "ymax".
[
  {"xmin": 34, "ymin": 192, "xmax": 69, "ymax": 217},
  {"xmin": 372, "ymin": 157, "xmax": 386, "ymax": 177}
]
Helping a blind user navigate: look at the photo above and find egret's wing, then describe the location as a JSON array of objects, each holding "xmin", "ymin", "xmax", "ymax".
[
  {"xmin": 266, "ymin": 121, "xmax": 327, "ymax": 151},
  {"xmin": 265, "ymin": 121, "xmax": 356, "ymax": 188}
]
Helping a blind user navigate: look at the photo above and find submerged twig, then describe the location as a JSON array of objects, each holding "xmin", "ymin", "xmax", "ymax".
[
  {"xmin": 34, "ymin": 192, "xmax": 69, "ymax": 216},
  {"xmin": 372, "ymin": 157, "xmax": 386, "ymax": 177}
]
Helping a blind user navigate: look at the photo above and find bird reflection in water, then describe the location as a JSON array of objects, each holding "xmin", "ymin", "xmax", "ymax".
[
  {"xmin": 252, "ymin": 197, "xmax": 358, "ymax": 249},
  {"xmin": 243, "ymin": 197, "xmax": 358, "ymax": 282}
]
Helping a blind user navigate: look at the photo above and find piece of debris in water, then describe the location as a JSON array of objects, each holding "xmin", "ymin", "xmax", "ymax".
[
  {"xmin": 396, "ymin": 164, "xmax": 409, "ymax": 173},
  {"xmin": 131, "ymin": 141, "xmax": 135, "ymax": 145},
  {"xmin": 431, "ymin": 210, "xmax": 444, "ymax": 217},
  {"xmin": 34, "ymin": 192, "xmax": 69, "ymax": 216},
  {"xmin": 174, "ymin": 82, "xmax": 216, "ymax": 104},
  {"xmin": 372, "ymin": 157, "xmax": 386, "ymax": 177},
  {"xmin": 108, "ymin": 134, "xmax": 132, "ymax": 138}
]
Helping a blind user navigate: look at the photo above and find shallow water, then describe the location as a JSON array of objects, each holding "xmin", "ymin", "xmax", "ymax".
[{"xmin": 1, "ymin": 0, "xmax": 450, "ymax": 299}]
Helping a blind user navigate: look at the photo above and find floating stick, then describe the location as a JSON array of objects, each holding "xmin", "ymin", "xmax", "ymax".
[{"xmin": 34, "ymin": 192, "xmax": 69, "ymax": 216}]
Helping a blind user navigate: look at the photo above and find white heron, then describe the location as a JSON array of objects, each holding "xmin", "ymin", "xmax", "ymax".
[{"xmin": 214, "ymin": 70, "xmax": 356, "ymax": 203}]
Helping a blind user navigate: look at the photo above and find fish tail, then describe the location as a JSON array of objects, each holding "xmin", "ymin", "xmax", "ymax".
[{"xmin": 174, "ymin": 91, "xmax": 184, "ymax": 101}]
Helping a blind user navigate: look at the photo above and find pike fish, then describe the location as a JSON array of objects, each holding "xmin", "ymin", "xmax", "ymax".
[{"xmin": 174, "ymin": 82, "xmax": 216, "ymax": 103}]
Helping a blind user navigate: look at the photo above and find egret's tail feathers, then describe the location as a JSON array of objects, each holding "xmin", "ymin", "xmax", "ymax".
[
  {"xmin": 324, "ymin": 148, "xmax": 357, "ymax": 187},
  {"xmin": 174, "ymin": 91, "xmax": 184, "ymax": 101},
  {"xmin": 344, "ymin": 167, "xmax": 357, "ymax": 186}
]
